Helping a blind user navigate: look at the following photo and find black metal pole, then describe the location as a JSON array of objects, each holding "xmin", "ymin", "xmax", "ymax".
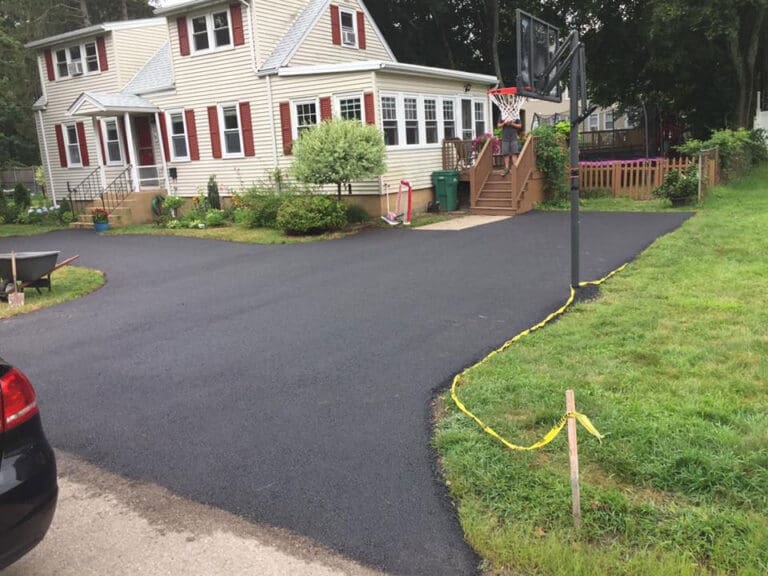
[{"xmin": 569, "ymin": 32, "xmax": 580, "ymax": 289}]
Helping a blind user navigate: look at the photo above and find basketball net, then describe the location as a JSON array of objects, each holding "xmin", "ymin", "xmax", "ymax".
[{"xmin": 488, "ymin": 88, "xmax": 525, "ymax": 122}]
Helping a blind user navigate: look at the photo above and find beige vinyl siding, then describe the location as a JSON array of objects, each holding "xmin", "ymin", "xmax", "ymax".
[
  {"xmin": 147, "ymin": 10, "xmax": 273, "ymax": 197},
  {"xmin": 375, "ymin": 72, "xmax": 493, "ymax": 192},
  {"xmin": 289, "ymin": 1, "xmax": 393, "ymax": 67},
  {"xmin": 37, "ymin": 33, "xmax": 124, "ymax": 198},
  {"xmin": 112, "ymin": 24, "xmax": 168, "ymax": 86},
  {"xmin": 270, "ymin": 72, "xmax": 380, "ymax": 194},
  {"xmin": 251, "ymin": 0, "xmax": 307, "ymax": 66}
]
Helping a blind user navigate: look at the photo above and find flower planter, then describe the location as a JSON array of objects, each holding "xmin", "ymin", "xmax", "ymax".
[{"xmin": 94, "ymin": 221, "xmax": 110, "ymax": 232}]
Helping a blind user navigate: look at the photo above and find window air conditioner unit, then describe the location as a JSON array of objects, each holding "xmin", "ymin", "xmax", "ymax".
[
  {"xmin": 342, "ymin": 30, "xmax": 356, "ymax": 46},
  {"xmin": 68, "ymin": 62, "xmax": 84, "ymax": 76}
]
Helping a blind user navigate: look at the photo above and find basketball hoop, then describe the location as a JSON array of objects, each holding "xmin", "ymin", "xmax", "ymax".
[{"xmin": 488, "ymin": 87, "xmax": 525, "ymax": 122}]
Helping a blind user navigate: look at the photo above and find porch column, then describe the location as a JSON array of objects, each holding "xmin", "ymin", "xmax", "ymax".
[
  {"xmin": 154, "ymin": 111, "xmax": 171, "ymax": 191},
  {"xmin": 123, "ymin": 113, "xmax": 140, "ymax": 192},
  {"xmin": 91, "ymin": 117, "xmax": 107, "ymax": 189}
]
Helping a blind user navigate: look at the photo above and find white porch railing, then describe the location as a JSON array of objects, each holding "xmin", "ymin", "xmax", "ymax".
[{"xmin": 136, "ymin": 164, "xmax": 167, "ymax": 190}]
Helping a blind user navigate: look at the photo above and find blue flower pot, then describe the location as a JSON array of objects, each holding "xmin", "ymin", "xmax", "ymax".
[{"xmin": 94, "ymin": 221, "xmax": 110, "ymax": 232}]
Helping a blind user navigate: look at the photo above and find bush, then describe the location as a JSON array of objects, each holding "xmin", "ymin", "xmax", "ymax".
[
  {"xmin": 276, "ymin": 195, "xmax": 348, "ymax": 235},
  {"xmin": 677, "ymin": 129, "xmax": 768, "ymax": 177},
  {"xmin": 205, "ymin": 209, "xmax": 226, "ymax": 227},
  {"xmin": 653, "ymin": 165, "xmax": 699, "ymax": 202},
  {"xmin": 532, "ymin": 125, "xmax": 569, "ymax": 202},
  {"xmin": 345, "ymin": 203, "xmax": 371, "ymax": 224},
  {"xmin": 241, "ymin": 194, "xmax": 287, "ymax": 228},
  {"xmin": 13, "ymin": 183, "xmax": 31, "ymax": 209},
  {"xmin": 207, "ymin": 175, "xmax": 221, "ymax": 209}
]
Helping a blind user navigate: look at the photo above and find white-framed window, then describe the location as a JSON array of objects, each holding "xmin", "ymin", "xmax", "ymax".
[
  {"xmin": 474, "ymin": 101, "xmax": 487, "ymax": 136},
  {"xmin": 101, "ymin": 118, "xmax": 123, "ymax": 165},
  {"xmin": 604, "ymin": 110, "xmax": 614, "ymax": 130},
  {"xmin": 218, "ymin": 103, "xmax": 243, "ymax": 157},
  {"xmin": 190, "ymin": 10, "xmax": 232, "ymax": 54},
  {"xmin": 337, "ymin": 94, "xmax": 363, "ymax": 122},
  {"xmin": 292, "ymin": 99, "xmax": 319, "ymax": 139},
  {"xmin": 339, "ymin": 8, "xmax": 357, "ymax": 47},
  {"xmin": 54, "ymin": 41, "xmax": 100, "ymax": 80},
  {"xmin": 424, "ymin": 98, "xmax": 438, "ymax": 144},
  {"xmin": 461, "ymin": 99, "xmax": 473, "ymax": 140},
  {"xmin": 381, "ymin": 95, "xmax": 398, "ymax": 146},
  {"xmin": 166, "ymin": 110, "xmax": 190, "ymax": 161},
  {"xmin": 65, "ymin": 124, "xmax": 82, "ymax": 167},
  {"xmin": 443, "ymin": 99, "xmax": 456, "ymax": 139},
  {"xmin": 404, "ymin": 96, "xmax": 419, "ymax": 145},
  {"xmin": 588, "ymin": 113, "xmax": 599, "ymax": 131}
]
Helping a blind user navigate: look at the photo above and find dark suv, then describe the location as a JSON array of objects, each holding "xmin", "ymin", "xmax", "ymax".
[{"xmin": 0, "ymin": 358, "xmax": 58, "ymax": 569}]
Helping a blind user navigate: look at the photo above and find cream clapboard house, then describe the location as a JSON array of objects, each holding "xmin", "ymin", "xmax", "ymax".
[{"xmin": 27, "ymin": 0, "xmax": 499, "ymax": 218}]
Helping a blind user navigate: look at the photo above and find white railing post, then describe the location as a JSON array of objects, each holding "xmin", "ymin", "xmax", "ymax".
[
  {"xmin": 91, "ymin": 117, "xmax": 107, "ymax": 190},
  {"xmin": 123, "ymin": 113, "xmax": 140, "ymax": 192},
  {"xmin": 154, "ymin": 111, "xmax": 171, "ymax": 191}
]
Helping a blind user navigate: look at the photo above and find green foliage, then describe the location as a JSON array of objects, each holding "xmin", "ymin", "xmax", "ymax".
[
  {"xmin": 345, "ymin": 203, "xmax": 371, "ymax": 224},
  {"xmin": 241, "ymin": 194, "xmax": 286, "ymax": 229},
  {"xmin": 161, "ymin": 195, "xmax": 184, "ymax": 218},
  {"xmin": 532, "ymin": 125, "xmax": 569, "ymax": 202},
  {"xmin": 291, "ymin": 119, "xmax": 386, "ymax": 197},
  {"xmin": 677, "ymin": 129, "xmax": 768, "ymax": 177},
  {"xmin": 652, "ymin": 165, "xmax": 699, "ymax": 202},
  {"xmin": 13, "ymin": 182, "xmax": 30, "ymax": 209},
  {"xmin": 554, "ymin": 121, "xmax": 571, "ymax": 140},
  {"xmin": 59, "ymin": 197, "xmax": 72, "ymax": 214},
  {"xmin": 207, "ymin": 175, "xmax": 221, "ymax": 209},
  {"xmin": 276, "ymin": 195, "xmax": 348, "ymax": 235},
  {"xmin": 34, "ymin": 166, "xmax": 46, "ymax": 189},
  {"xmin": 204, "ymin": 209, "xmax": 225, "ymax": 227}
]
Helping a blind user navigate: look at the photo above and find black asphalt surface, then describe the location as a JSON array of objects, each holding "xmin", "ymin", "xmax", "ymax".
[{"xmin": 0, "ymin": 211, "xmax": 691, "ymax": 576}]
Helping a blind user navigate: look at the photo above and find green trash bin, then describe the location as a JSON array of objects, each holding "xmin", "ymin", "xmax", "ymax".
[{"xmin": 431, "ymin": 170, "xmax": 459, "ymax": 211}]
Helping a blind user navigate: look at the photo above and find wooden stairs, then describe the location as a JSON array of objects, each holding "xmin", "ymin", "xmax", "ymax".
[{"xmin": 471, "ymin": 171, "xmax": 521, "ymax": 216}]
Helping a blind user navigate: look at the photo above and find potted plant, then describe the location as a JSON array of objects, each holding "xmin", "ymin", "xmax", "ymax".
[
  {"xmin": 652, "ymin": 165, "xmax": 698, "ymax": 206},
  {"xmin": 92, "ymin": 208, "xmax": 110, "ymax": 231}
]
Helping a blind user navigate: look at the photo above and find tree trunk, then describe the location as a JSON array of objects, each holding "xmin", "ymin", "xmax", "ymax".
[
  {"xmin": 728, "ymin": 7, "xmax": 766, "ymax": 128},
  {"xmin": 488, "ymin": 0, "xmax": 503, "ymax": 84},
  {"xmin": 121, "ymin": 0, "xmax": 129, "ymax": 20},
  {"xmin": 337, "ymin": 182, "xmax": 342, "ymax": 200},
  {"xmin": 78, "ymin": 0, "xmax": 91, "ymax": 26}
]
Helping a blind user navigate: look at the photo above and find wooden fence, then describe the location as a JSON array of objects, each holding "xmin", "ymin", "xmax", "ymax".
[
  {"xmin": 1, "ymin": 166, "xmax": 42, "ymax": 194},
  {"xmin": 579, "ymin": 154, "xmax": 720, "ymax": 200}
]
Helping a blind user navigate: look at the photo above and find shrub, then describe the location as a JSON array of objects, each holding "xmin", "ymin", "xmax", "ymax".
[
  {"xmin": 345, "ymin": 203, "xmax": 371, "ymax": 224},
  {"xmin": 242, "ymin": 194, "xmax": 287, "ymax": 228},
  {"xmin": 276, "ymin": 195, "xmax": 347, "ymax": 235},
  {"xmin": 677, "ymin": 129, "xmax": 768, "ymax": 177},
  {"xmin": 205, "ymin": 209, "xmax": 226, "ymax": 227},
  {"xmin": 13, "ymin": 183, "xmax": 31, "ymax": 209},
  {"xmin": 161, "ymin": 195, "xmax": 184, "ymax": 219},
  {"xmin": 207, "ymin": 175, "xmax": 221, "ymax": 209},
  {"xmin": 532, "ymin": 125, "xmax": 569, "ymax": 202},
  {"xmin": 59, "ymin": 197, "xmax": 72, "ymax": 214},
  {"xmin": 653, "ymin": 165, "xmax": 699, "ymax": 202}
]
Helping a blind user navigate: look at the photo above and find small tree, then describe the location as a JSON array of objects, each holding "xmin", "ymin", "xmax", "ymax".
[{"xmin": 291, "ymin": 119, "xmax": 386, "ymax": 199}]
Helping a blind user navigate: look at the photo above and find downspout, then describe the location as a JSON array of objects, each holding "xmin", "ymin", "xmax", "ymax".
[
  {"xmin": 266, "ymin": 74, "xmax": 279, "ymax": 168},
  {"xmin": 37, "ymin": 109, "xmax": 57, "ymax": 207},
  {"xmin": 239, "ymin": 0, "xmax": 259, "ymax": 72}
]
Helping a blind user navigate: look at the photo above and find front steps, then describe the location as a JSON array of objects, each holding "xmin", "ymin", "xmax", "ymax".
[
  {"xmin": 68, "ymin": 190, "xmax": 165, "ymax": 229},
  {"xmin": 471, "ymin": 171, "xmax": 518, "ymax": 216}
]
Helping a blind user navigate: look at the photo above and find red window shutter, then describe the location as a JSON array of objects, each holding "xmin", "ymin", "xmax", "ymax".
[
  {"xmin": 44, "ymin": 49, "xmax": 55, "ymax": 81},
  {"xmin": 97, "ymin": 120, "xmax": 107, "ymax": 164},
  {"xmin": 357, "ymin": 11, "xmax": 366, "ymax": 49},
  {"xmin": 76, "ymin": 122, "xmax": 90, "ymax": 167},
  {"xmin": 231, "ymin": 3, "xmax": 245, "ymax": 46},
  {"xmin": 279, "ymin": 102, "xmax": 293, "ymax": 156},
  {"xmin": 96, "ymin": 36, "xmax": 109, "ymax": 71},
  {"xmin": 320, "ymin": 97, "xmax": 332, "ymax": 121},
  {"xmin": 239, "ymin": 102, "xmax": 255, "ymax": 157},
  {"xmin": 177, "ymin": 17, "xmax": 190, "ymax": 56},
  {"xmin": 330, "ymin": 5, "xmax": 341, "ymax": 46},
  {"xmin": 207, "ymin": 106, "xmax": 222, "ymax": 159},
  {"xmin": 158, "ymin": 113, "xmax": 171, "ymax": 162},
  {"xmin": 55, "ymin": 124, "xmax": 68, "ymax": 167},
  {"xmin": 185, "ymin": 109, "xmax": 200, "ymax": 161},
  {"xmin": 364, "ymin": 92, "xmax": 375, "ymax": 125}
]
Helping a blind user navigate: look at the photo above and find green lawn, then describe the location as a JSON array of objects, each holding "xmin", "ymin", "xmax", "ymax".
[
  {"xmin": 104, "ymin": 223, "xmax": 355, "ymax": 244},
  {"xmin": 538, "ymin": 196, "xmax": 700, "ymax": 212},
  {"xmin": 435, "ymin": 168, "xmax": 768, "ymax": 576},
  {"xmin": 0, "ymin": 223, "xmax": 66, "ymax": 237},
  {"xmin": 1, "ymin": 266, "xmax": 105, "ymax": 319}
]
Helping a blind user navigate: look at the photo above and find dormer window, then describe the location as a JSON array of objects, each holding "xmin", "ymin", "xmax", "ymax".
[
  {"xmin": 190, "ymin": 10, "xmax": 232, "ymax": 53},
  {"xmin": 339, "ymin": 9, "xmax": 356, "ymax": 47}
]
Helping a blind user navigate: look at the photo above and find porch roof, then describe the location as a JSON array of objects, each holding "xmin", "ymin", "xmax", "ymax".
[
  {"xmin": 68, "ymin": 92, "xmax": 159, "ymax": 117},
  {"xmin": 276, "ymin": 61, "xmax": 498, "ymax": 85}
]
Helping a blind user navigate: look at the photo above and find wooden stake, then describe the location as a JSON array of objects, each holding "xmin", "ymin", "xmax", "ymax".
[{"xmin": 566, "ymin": 389, "xmax": 581, "ymax": 528}]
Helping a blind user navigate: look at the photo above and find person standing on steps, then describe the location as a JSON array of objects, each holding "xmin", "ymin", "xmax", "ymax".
[{"xmin": 498, "ymin": 114, "xmax": 522, "ymax": 176}]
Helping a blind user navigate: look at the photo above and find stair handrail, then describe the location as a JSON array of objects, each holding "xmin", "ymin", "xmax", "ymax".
[
  {"xmin": 100, "ymin": 166, "xmax": 134, "ymax": 214},
  {"xmin": 512, "ymin": 136, "xmax": 538, "ymax": 210},
  {"xmin": 469, "ymin": 138, "xmax": 494, "ymax": 208},
  {"xmin": 66, "ymin": 167, "xmax": 102, "ymax": 218}
]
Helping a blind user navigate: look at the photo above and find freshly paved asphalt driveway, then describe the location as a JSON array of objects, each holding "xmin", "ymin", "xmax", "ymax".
[{"xmin": 0, "ymin": 211, "xmax": 691, "ymax": 576}]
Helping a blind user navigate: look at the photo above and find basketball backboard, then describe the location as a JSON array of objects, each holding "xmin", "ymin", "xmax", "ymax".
[{"xmin": 516, "ymin": 10, "xmax": 563, "ymax": 103}]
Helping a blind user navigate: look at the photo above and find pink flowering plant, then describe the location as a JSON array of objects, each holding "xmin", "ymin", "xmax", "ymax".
[{"xmin": 471, "ymin": 133, "xmax": 501, "ymax": 156}]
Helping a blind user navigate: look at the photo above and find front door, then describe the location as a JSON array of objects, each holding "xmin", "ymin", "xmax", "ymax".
[{"xmin": 134, "ymin": 116, "xmax": 159, "ymax": 187}]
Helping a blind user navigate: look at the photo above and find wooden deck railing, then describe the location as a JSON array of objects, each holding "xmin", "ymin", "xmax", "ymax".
[
  {"xmin": 512, "ymin": 136, "xmax": 537, "ymax": 207},
  {"xmin": 469, "ymin": 138, "xmax": 493, "ymax": 208}
]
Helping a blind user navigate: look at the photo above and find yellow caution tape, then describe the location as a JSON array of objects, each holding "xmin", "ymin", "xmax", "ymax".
[{"xmin": 450, "ymin": 264, "xmax": 627, "ymax": 451}]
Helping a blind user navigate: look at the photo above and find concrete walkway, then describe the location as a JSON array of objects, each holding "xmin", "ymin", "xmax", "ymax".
[{"xmin": 416, "ymin": 214, "xmax": 510, "ymax": 231}]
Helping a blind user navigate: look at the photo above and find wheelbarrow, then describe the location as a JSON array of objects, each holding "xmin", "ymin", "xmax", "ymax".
[{"xmin": 0, "ymin": 251, "xmax": 80, "ymax": 302}]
